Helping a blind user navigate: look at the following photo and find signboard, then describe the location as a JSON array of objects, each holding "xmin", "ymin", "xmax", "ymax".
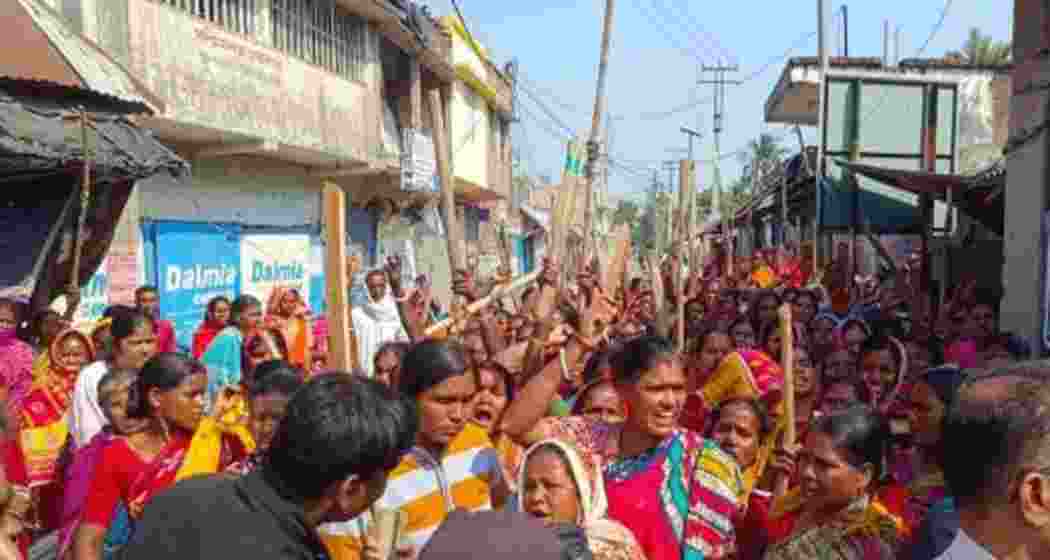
[
  {"xmin": 154, "ymin": 222, "xmax": 240, "ymax": 352},
  {"xmin": 107, "ymin": 246, "xmax": 138, "ymax": 306},
  {"xmin": 401, "ymin": 129, "xmax": 438, "ymax": 193},
  {"xmin": 73, "ymin": 258, "xmax": 109, "ymax": 325},
  {"xmin": 240, "ymin": 233, "xmax": 311, "ymax": 310},
  {"xmin": 309, "ymin": 236, "xmax": 326, "ymax": 314}
]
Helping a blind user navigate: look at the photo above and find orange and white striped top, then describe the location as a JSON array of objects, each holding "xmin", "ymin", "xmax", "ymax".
[{"xmin": 319, "ymin": 423, "xmax": 503, "ymax": 560}]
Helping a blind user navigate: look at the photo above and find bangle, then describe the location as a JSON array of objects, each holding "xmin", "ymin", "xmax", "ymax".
[{"xmin": 559, "ymin": 348, "xmax": 572, "ymax": 384}]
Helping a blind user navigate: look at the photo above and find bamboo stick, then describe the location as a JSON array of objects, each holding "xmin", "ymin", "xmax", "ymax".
[
  {"xmin": 424, "ymin": 269, "xmax": 542, "ymax": 338},
  {"xmin": 774, "ymin": 303, "xmax": 795, "ymax": 498},
  {"xmin": 66, "ymin": 108, "xmax": 92, "ymax": 321}
]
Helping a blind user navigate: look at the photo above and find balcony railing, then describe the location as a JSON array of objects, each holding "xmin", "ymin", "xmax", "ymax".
[
  {"xmin": 155, "ymin": 0, "xmax": 257, "ymax": 36},
  {"xmin": 272, "ymin": 0, "xmax": 367, "ymax": 82}
]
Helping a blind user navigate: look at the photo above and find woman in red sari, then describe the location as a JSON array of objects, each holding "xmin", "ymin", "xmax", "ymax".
[
  {"xmin": 72, "ymin": 353, "xmax": 248, "ymax": 560},
  {"xmin": 18, "ymin": 329, "xmax": 94, "ymax": 533}
]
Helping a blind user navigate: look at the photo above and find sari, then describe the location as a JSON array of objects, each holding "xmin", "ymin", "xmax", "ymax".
[
  {"xmin": 56, "ymin": 429, "xmax": 134, "ymax": 560},
  {"xmin": 19, "ymin": 330, "xmax": 94, "ymax": 490},
  {"xmin": 200, "ymin": 327, "xmax": 244, "ymax": 405},
  {"xmin": 681, "ymin": 350, "xmax": 786, "ymax": 499},
  {"xmin": 763, "ymin": 491, "xmax": 903, "ymax": 560},
  {"xmin": 537, "ymin": 416, "xmax": 743, "ymax": 560},
  {"xmin": 0, "ymin": 330, "xmax": 34, "ymax": 431},
  {"xmin": 126, "ymin": 418, "xmax": 252, "ymax": 519},
  {"xmin": 191, "ymin": 321, "xmax": 226, "ymax": 359},
  {"xmin": 517, "ymin": 439, "xmax": 645, "ymax": 560},
  {"xmin": 264, "ymin": 287, "xmax": 311, "ymax": 369}
]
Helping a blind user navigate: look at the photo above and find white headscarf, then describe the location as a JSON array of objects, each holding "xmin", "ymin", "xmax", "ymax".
[
  {"xmin": 351, "ymin": 269, "xmax": 406, "ymax": 376},
  {"xmin": 516, "ymin": 439, "xmax": 609, "ymax": 526}
]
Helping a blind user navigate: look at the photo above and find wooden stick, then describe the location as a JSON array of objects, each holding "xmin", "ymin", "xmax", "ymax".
[
  {"xmin": 675, "ymin": 160, "xmax": 693, "ymax": 353},
  {"xmin": 774, "ymin": 303, "xmax": 796, "ymax": 498},
  {"xmin": 427, "ymin": 89, "xmax": 464, "ymax": 273},
  {"xmin": 323, "ymin": 182, "xmax": 357, "ymax": 373},
  {"xmin": 424, "ymin": 269, "xmax": 542, "ymax": 338},
  {"xmin": 66, "ymin": 108, "xmax": 92, "ymax": 321}
]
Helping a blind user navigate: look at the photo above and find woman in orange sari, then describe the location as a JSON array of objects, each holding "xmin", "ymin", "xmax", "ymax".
[
  {"xmin": 264, "ymin": 287, "xmax": 311, "ymax": 370},
  {"xmin": 19, "ymin": 329, "xmax": 93, "ymax": 532}
]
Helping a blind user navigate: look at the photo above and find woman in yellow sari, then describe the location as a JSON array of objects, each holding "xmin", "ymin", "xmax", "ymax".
[
  {"xmin": 264, "ymin": 287, "xmax": 311, "ymax": 370},
  {"xmin": 19, "ymin": 329, "xmax": 94, "ymax": 532}
]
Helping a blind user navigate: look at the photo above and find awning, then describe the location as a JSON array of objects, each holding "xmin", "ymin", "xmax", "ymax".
[
  {"xmin": 0, "ymin": 0, "xmax": 161, "ymax": 114},
  {"xmin": 834, "ymin": 160, "xmax": 972, "ymax": 198},
  {"xmin": 0, "ymin": 94, "xmax": 188, "ymax": 183}
]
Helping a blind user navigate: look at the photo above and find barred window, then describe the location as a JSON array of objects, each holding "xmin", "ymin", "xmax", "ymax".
[
  {"xmin": 156, "ymin": 0, "xmax": 257, "ymax": 36},
  {"xmin": 272, "ymin": 0, "xmax": 367, "ymax": 82}
]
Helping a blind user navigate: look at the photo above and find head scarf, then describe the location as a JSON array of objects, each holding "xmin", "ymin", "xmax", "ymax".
[{"xmin": 517, "ymin": 439, "xmax": 608, "ymax": 526}]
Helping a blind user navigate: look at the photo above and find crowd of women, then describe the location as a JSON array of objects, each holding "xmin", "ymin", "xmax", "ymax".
[{"xmin": 0, "ymin": 241, "xmax": 1033, "ymax": 560}]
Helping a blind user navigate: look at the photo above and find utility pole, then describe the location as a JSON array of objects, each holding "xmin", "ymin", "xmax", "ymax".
[
  {"xmin": 582, "ymin": 0, "xmax": 616, "ymax": 260},
  {"xmin": 841, "ymin": 4, "xmax": 849, "ymax": 57},
  {"xmin": 815, "ymin": 0, "xmax": 829, "ymax": 278},
  {"xmin": 699, "ymin": 65, "xmax": 741, "ymax": 262}
]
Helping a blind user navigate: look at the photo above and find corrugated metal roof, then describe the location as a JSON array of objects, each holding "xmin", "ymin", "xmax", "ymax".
[{"xmin": 5, "ymin": 0, "xmax": 160, "ymax": 114}]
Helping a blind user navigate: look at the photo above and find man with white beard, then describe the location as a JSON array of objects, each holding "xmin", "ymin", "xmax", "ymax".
[{"xmin": 351, "ymin": 261, "xmax": 407, "ymax": 377}]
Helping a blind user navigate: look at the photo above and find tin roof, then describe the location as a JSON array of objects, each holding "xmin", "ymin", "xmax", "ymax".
[{"xmin": 0, "ymin": 0, "xmax": 161, "ymax": 114}]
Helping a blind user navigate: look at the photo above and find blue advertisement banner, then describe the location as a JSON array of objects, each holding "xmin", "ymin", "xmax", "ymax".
[
  {"xmin": 310, "ymin": 235, "xmax": 326, "ymax": 314},
  {"xmin": 153, "ymin": 221, "xmax": 241, "ymax": 352}
]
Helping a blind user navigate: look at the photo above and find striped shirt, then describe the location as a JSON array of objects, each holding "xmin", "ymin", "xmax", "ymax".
[{"xmin": 319, "ymin": 423, "xmax": 502, "ymax": 560}]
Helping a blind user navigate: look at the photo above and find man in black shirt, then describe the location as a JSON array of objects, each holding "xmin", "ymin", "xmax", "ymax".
[{"xmin": 120, "ymin": 373, "xmax": 418, "ymax": 560}]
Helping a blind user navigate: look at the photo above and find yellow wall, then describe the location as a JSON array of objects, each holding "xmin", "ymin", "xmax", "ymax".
[{"xmin": 449, "ymin": 80, "xmax": 489, "ymax": 189}]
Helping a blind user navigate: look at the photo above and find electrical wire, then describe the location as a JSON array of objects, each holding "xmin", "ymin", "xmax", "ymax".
[
  {"xmin": 630, "ymin": 30, "xmax": 817, "ymax": 121},
  {"xmin": 664, "ymin": 0, "xmax": 737, "ymax": 66},
  {"xmin": 632, "ymin": 0, "xmax": 717, "ymax": 65},
  {"xmin": 518, "ymin": 82, "xmax": 577, "ymax": 138}
]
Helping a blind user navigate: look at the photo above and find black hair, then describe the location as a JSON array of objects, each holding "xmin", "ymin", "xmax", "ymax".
[
  {"xmin": 609, "ymin": 335, "xmax": 677, "ymax": 385},
  {"xmin": 375, "ymin": 340, "xmax": 410, "ymax": 365},
  {"xmin": 102, "ymin": 304, "xmax": 136, "ymax": 319},
  {"xmin": 29, "ymin": 309, "xmax": 60, "ymax": 338},
  {"xmin": 812, "ymin": 405, "xmax": 889, "ymax": 481},
  {"xmin": 473, "ymin": 360, "xmax": 516, "ymax": 402},
  {"xmin": 127, "ymin": 353, "xmax": 206, "ymax": 419},
  {"xmin": 842, "ymin": 318, "xmax": 873, "ymax": 339},
  {"xmin": 708, "ymin": 397, "xmax": 772, "ymax": 438},
  {"xmin": 398, "ymin": 339, "xmax": 469, "ymax": 398},
  {"xmin": 110, "ymin": 309, "xmax": 154, "ymax": 349},
  {"xmin": 230, "ymin": 295, "xmax": 262, "ymax": 323},
  {"xmin": 205, "ymin": 295, "xmax": 232, "ymax": 321},
  {"xmin": 557, "ymin": 302, "xmax": 581, "ymax": 332},
  {"xmin": 727, "ymin": 316, "xmax": 754, "ymax": 340},
  {"xmin": 264, "ymin": 373, "xmax": 418, "ymax": 501},
  {"xmin": 97, "ymin": 368, "xmax": 138, "ymax": 409},
  {"xmin": 571, "ymin": 380, "xmax": 618, "ymax": 416},
  {"xmin": 249, "ymin": 364, "xmax": 304, "ymax": 400},
  {"xmin": 134, "ymin": 286, "xmax": 159, "ymax": 299},
  {"xmin": 241, "ymin": 329, "xmax": 290, "ymax": 381},
  {"xmin": 822, "ymin": 378, "xmax": 872, "ymax": 406},
  {"xmin": 251, "ymin": 360, "xmax": 303, "ymax": 388},
  {"xmin": 581, "ymin": 348, "xmax": 616, "ymax": 386},
  {"xmin": 942, "ymin": 364, "xmax": 1050, "ymax": 509}
]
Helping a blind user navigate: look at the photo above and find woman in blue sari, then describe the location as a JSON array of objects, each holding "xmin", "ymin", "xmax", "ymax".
[{"xmin": 200, "ymin": 295, "xmax": 262, "ymax": 406}]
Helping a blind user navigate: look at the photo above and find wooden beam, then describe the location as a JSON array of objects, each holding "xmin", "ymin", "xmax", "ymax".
[
  {"xmin": 427, "ymin": 88, "xmax": 465, "ymax": 271},
  {"xmin": 310, "ymin": 163, "xmax": 374, "ymax": 178},
  {"xmin": 323, "ymin": 182, "xmax": 358, "ymax": 373},
  {"xmin": 194, "ymin": 140, "xmax": 278, "ymax": 159},
  {"xmin": 409, "ymin": 58, "xmax": 423, "ymax": 130}
]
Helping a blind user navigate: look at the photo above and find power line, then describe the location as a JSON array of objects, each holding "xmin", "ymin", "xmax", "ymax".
[
  {"xmin": 517, "ymin": 82, "xmax": 578, "ymax": 137},
  {"xmin": 663, "ymin": 0, "xmax": 737, "ymax": 66},
  {"xmin": 629, "ymin": 30, "xmax": 817, "ymax": 121},
  {"xmin": 632, "ymin": 0, "xmax": 717, "ymax": 65}
]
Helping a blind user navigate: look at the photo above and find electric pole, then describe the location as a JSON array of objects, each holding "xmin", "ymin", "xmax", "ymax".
[
  {"xmin": 582, "ymin": 0, "xmax": 616, "ymax": 259},
  {"xmin": 699, "ymin": 65, "xmax": 741, "ymax": 254}
]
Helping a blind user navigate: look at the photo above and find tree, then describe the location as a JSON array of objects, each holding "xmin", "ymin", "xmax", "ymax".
[
  {"xmin": 737, "ymin": 133, "xmax": 789, "ymax": 195},
  {"xmin": 946, "ymin": 28, "xmax": 1011, "ymax": 66}
]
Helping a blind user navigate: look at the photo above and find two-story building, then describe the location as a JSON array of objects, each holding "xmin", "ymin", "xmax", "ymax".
[{"xmin": 32, "ymin": 0, "xmax": 513, "ymax": 348}]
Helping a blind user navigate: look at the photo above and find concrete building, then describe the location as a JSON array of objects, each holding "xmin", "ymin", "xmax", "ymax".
[{"xmin": 38, "ymin": 0, "xmax": 513, "ymax": 350}]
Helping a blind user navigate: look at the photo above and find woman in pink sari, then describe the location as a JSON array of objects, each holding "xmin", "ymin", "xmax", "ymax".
[{"xmin": 0, "ymin": 299, "xmax": 34, "ymax": 430}]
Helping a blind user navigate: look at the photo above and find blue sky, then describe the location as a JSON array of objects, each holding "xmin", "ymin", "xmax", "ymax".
[{"xmin": 426, "ymin": 0, "xmax": 1012, "ymax": 200}]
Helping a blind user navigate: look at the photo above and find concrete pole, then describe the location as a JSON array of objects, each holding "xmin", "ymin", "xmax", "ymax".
[
  {"xmin": 814, "ymin": 0, "xmax": 829, "ymax": 278},
  {"xmin": 1001, "ymin": 0, "xmax": 1049, "ymax": 354},
  {"xmin": 583, "ymin": 0, "xmax": 616, "ymax": 258}
]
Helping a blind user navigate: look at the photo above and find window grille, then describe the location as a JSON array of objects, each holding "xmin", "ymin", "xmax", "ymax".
[
  {"xmin": 156, "ymin": 0, "xmax": 257, "ymax": 36},
  {"xmin": 272, "ymin": 0, "xmax": 367, "ymax": 82}
]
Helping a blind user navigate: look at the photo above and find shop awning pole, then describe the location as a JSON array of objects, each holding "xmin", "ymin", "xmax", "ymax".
[{"xmin": 66, "ymin": 108, "xmax": 91, "ymax": 321}]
